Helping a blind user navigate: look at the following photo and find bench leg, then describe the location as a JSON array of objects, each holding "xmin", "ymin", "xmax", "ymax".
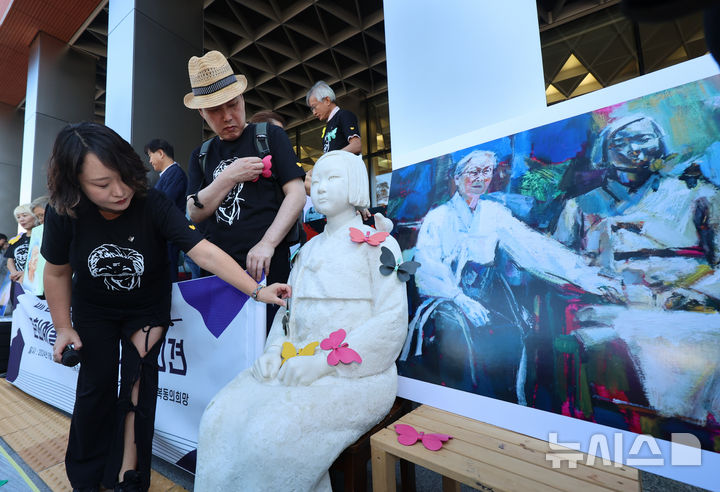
[
  {"xmin": 372, "ymin": 447, "xmax": 398, "ymax": 492},
  {"xmin": 399, "ymin": 459, "xmax": 416, "ymax": 492}
]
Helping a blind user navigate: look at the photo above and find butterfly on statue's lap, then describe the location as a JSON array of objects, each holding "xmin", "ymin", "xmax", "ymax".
[
  {"xmin": 320, "ymin": 329, "xmax": 362, "ymax": 366},
  {"xmin": 280, "ymin": 341, "xmax": 319, "ymax": 366}
]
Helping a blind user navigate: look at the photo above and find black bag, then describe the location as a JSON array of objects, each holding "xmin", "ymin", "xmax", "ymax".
[{"xmin": 198, "ymin": 122, "xmax": 305, "ymax": 245}]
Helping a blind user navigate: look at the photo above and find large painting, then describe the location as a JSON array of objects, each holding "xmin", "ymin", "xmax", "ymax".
[{"xmin": 390, "ymin": 73, "xmax": 720, "ymax": 458}]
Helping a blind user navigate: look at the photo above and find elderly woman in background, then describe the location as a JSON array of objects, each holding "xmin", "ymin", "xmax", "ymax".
[{"xmin": 5, "ymin": 204, "xmax": 39, "ymax": 285}]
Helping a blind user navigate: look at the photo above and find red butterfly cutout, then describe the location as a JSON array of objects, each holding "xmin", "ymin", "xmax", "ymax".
[
  {"xmin": 252, "ymin": 155, "xmax": 273, "ymax": 182},
  {"xmin": 394, "ymin": 424, "xmax": 452, "ymax": 451},
  {"xmin": 320, "ymin": 329, "xmax": 362, "ymax": 366},
  {"xmin": 349, "ymin": 227, "xmax": 389, "ymax": 246}
]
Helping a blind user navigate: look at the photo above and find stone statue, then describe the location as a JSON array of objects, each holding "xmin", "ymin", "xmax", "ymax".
[{"xmin": 195, "ymin": 150, "xmax": 409, "ymax": 491}]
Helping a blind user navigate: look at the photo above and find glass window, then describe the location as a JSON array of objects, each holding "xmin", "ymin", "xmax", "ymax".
[
  {"xmin": 540, "ymin": 5, "xmax": 707, "ymax": 105},
  {"xmin": 297, "ymin": 120, "xmax": 325, "ymax": 166}
]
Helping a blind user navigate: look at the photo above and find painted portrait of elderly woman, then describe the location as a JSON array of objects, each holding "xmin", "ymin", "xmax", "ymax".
[
  {"xmin": 392, "ymin": 74, "xmax": 720, "ymax": 454},
  {"xmin": 195, "ymin": 151, "xmax": 408, "ymax": 491}
]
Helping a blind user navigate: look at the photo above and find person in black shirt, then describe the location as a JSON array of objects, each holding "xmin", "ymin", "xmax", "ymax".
[
  {"xmin": 144, "ymin": 138, "xmax": 187, "ymax": 282},
  {"xmin": 306, "ymin": 80, "xmax": 361, "ymax": 155},
  {"xmin": 42, "ymin": 122, "xmax": 290, "ymax": 492},
  {"xmin": 184, "ymin": 51, "xmax": 305, "ymax": 286},
  {"xmin": 5, "ymin": 204, "xmax": 39, "ymax": 284},
  {"xmin": 184, "ymin": 51, "xmax": 305, "ymax": 334}
]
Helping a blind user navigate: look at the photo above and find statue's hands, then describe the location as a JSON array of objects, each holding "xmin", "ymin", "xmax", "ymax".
[
  {"xmin": 277, "ymin": 354, "xmax": 333, "ymax": 386},
  {"xmin": 251, "ymin": 347, "xmax": 282, "ymax": 381},
  {"xmin": 454, "ymin": 293, "xmax": 490, "ymax": 325}
]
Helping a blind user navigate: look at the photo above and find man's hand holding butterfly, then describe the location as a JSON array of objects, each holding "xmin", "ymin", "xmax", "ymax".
[
  {"xmin": 454, "ymin": 292, "xmax": 490, "ymax": 325},
  {"xmin": 277, "ymin": 354, "xmax": 334, "ymax": 386},
  {"xmin": 251, "ymin": 345, "xmax": 283, "ymax": 381}
]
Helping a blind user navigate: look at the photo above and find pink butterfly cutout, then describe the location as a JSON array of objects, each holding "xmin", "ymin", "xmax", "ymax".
[
  {"xmin": 394, "ymin": 424, "xmax": 452, "ymax": 451},
  {"xmin": 320, "ymin": 329, "xmax": 362, "ymax": 366},
  {"xmin": 252, "ymin": 155, "xmax": 273, "ymax": 182},
  {"xmin": 349, "ymin": 227, "xmax": 389, "ymax": 246}
]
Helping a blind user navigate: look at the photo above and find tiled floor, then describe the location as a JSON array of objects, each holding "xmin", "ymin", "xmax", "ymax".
[{"xmin": 0, "ymin": 378, "xmax": 187, "ymax": 492}]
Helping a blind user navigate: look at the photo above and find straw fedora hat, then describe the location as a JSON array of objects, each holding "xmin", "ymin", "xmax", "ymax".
[{"xmin": 183, "ymin": 51, "xmax": 248, "ymax": 109}]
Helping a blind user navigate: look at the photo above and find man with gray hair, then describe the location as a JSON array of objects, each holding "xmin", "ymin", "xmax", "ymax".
[{"xmin": 306, "ymin": 81, "xmax": 361, "ymax": 155}]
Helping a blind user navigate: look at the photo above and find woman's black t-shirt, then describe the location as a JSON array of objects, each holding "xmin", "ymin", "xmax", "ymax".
[{"xmin": 41, "ymin": 189, "xmax": 204, "ymax": 314}]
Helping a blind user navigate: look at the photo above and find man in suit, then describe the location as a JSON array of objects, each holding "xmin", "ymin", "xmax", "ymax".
[{"xmin": 145, "ymin": 138, "xmax": 188, "ymax": 281}]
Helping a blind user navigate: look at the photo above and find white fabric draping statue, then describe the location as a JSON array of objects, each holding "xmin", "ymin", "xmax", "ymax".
[{"xmin": 195, "ymin": 150, "xmax": 409, "ymax": 491}]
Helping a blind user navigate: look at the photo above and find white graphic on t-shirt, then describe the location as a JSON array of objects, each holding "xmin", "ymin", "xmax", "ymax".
[
  {"xmin": 88, "ymin": 244, "xmax": 145, "ymax": 291},
  {"xmin": 214, "ymin": 157, "xmax": 245, "ymax": 225},
  {"xmin": 14, "ymin": 243, "xmax": 29, "ymax": 271}
]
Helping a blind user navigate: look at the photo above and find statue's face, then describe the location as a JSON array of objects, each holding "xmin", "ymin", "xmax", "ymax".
[
  {"xmin": 311, "ymin": 158, "xmax": 349, "ymax": 216},
  {"xmin": 608, "ymin": 119, "xmax": 663, "ymax": 170}
]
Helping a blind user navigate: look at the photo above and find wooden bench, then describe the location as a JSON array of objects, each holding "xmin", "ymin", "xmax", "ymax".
[{"xmin": 370, "ymin": 405, "xmax": 640, "ymax": 492}]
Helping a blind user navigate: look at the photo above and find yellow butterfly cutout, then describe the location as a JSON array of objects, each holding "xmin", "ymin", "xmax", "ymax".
[{"xmin": 281, "ymin": 341, "xmax": 319, "ymax": 365}]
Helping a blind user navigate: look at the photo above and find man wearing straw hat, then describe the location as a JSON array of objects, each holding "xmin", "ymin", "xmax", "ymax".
[{"xmin": 184, "ymin": 51, "xmax": 305, "ymax": 306}]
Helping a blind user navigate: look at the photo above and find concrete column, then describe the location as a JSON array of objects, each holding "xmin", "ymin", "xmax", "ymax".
[
  {"xmin": 105, "ymin": 0, "xmax": 203, "ymax": 177},
  {"xmin": 0, "ymin": 104, "xmax": 24, "ymax": 235},
  {"xmin": 20, "ymin": 33, "xmax": 96, "ymax": 204}
]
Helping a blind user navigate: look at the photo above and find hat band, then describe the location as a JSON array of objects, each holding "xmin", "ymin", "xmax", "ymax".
[{"xmin": 192, "ymin": 74, "xmax": 237, "ymax": 96}]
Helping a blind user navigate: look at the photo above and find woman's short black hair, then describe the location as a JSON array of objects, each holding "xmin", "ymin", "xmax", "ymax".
[{"xmin": 47, "ymin": 122, "xmax": 148, "ymax": 217}]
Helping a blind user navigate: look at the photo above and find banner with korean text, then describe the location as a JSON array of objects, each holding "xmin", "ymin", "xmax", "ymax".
[{"xmin": 6, "ymin": 275, "xmax": 265, "ymax": 474}]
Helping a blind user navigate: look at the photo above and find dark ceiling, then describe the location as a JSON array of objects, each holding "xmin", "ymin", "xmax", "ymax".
[{"xmin": 0, "ymin": 0, "xmax": 708, "ymax": 127}]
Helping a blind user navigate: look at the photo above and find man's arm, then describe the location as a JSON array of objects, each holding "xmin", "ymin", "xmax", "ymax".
[
  {"xmin": 245, "ymin": 177, "xmax": 306, "ymax": 281},
  {"xmin": 341, "ymin": 136, "xmax": 362, "ymax": 155}
]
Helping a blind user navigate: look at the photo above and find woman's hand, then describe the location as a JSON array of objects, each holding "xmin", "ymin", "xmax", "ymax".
[
  {"xmin": 277, "ymin": 354, "xmax": 333, "ymax": 386},
  {"xmin": 251, "ymin": 347, "xmax": 282, "ymax": 381},
  {"xmin": 257, "ymin": 283, "xmax": 291, "ymax": 307},
  {"xmin": 10, "ymin": 271, "xmax": 23, "ymax": 282},
  {"xmin": 52, "ymin": 328, "xmax": 83, "ymax": 364}
]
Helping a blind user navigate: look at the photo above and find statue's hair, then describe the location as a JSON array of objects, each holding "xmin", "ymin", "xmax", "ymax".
[{"xmin": 315, "ymin": 150, "xmax": 369, "ymax": 208}]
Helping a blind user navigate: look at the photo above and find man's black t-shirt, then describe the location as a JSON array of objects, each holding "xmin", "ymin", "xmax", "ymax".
[
  {"xmin": 4, "ymin": 233, "xmax": 30, "ymax": 271},
  {"xmin": 186, "ymin": 123, "xmax": 304, "ymax": 267},
  {"xmin": 41, "ymin": 189, "xmax": 204, "ymax": 313},
  {"xmin": 322, "ymin": 108, "xmax": 360, "ymax": 153}
]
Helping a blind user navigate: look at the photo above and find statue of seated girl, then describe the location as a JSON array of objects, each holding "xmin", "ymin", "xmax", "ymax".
[{"xmin": 195, "ymin": 150, "xmax": 409, "ymax": 491}]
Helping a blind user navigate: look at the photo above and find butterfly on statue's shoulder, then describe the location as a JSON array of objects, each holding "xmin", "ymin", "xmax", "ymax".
[
  {"xmin": 349, "ymin": 227, "xmax": 389, "ymax": 246},
  {"xmin": 379, "ymin": 246, "xmax": 420, "ymax": 282}
]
